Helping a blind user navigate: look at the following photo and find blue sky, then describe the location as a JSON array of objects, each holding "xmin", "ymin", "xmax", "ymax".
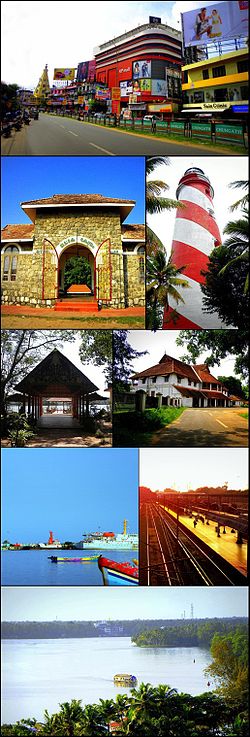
[
  {"xmin": 2, "ymin": 586, "xmax": 248, "ymax": 622},
  {"xmin": 1, "ymin": 156, "xmax": 145, "ymax": 226},
  {"xmin": 1, "ymin": 448, "xmax": 138, "ymax": 543}
]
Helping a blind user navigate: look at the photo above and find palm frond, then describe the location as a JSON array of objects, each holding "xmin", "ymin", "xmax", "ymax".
[
  {"xmin": 146, "ymin": 180, "xmax": 170, "ymax": 196},
  {"xmin": 146, "ymin": 156, "xmax": 169, "ymax": 174},
  {"xmin": 147, "ymin": 196, "xmax": 180, "ymax": 214}
]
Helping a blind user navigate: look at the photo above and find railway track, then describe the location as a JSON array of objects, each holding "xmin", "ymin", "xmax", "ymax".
[{"xmin": 140, "ymin": 502, "xmax": 247, "ymax": 586}]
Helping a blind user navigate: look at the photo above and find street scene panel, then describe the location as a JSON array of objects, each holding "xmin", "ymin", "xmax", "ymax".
[
  {"xmin": 112, "ymin": 330, "xmax": 248, "ymax": 448},
  {"xmin": 139, "ymin": 447, "xmax": 248, "ymax": 586},
  {"xmin": 1, "ymin": 2, "xmax": 248, "ymax": 156},
  {"xmin": 1, "ymin": 156, "xmax": 145, "ymax": 329}
]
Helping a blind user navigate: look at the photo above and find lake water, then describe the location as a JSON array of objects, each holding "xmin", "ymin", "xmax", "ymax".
[
  {"xmin": 2, "ymin": 637, "xmax": 213, "ymax": 724},
  {"xmin": 2, "ymin": 550, "xmax": 138, "ymax": 586}
]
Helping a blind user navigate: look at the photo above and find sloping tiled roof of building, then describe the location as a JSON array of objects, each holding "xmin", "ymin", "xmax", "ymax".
[
  {"xmin": 132, "ymin": 354, "xmax": 198, "ymax": 381},
  {"xmin": 122, "ymin": 224, "xmax": 145, "ymax": 239},
  {"xmin": 173, "ymin": 385, "xmax": 204, "ymax": 398},
  {"xmin": 21, "ymin": 194, "xmax": 136, "ymax": 206},
  {"xmin": 193, "ymin": 364, "xmax": 219, "ymax": 385},
  {"xmin": 1, "ymin": 224, "xmax": 35, "ymax": 240}
]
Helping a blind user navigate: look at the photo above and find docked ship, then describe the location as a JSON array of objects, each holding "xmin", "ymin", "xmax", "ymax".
[
  {"xmin": 98, "ymin": 556, "xmax": 138, "ymax": 586},
  {"xmin": 75, "ymin": 519, "xmax": 138, "ymax": 550}
]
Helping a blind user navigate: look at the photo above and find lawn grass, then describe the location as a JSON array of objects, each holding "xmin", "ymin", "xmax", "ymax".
[
  {"xmin": 238, "ymin": 411, "xmax": 248, "ymax": 420},
  {"xmin": 113, "ymin": 406, "xmax": 185, "ymax": 447}
]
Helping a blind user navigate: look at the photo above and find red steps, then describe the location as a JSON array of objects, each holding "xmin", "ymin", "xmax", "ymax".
[{"xmin": 54, "ymin": 300, "xmax": 99, "ymax": 313}]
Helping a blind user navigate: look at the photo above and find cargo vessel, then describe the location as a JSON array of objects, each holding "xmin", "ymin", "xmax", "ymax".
[
  {"xmin": 98, "ymin": 555, "xmax": 139, "ymax": 585},
  {"xmin": 75, "ymin": 519, "xmax": 138, "ymax": 550}
]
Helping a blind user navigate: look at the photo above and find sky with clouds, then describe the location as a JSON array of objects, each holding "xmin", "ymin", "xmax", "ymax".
[{"xmin": 1, "ymin": 1, "xmax": 223, "ymax": 89}]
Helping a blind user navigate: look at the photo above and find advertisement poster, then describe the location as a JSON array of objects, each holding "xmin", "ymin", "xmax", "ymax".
[
  {"xmin": 133, "ymin": 59, "xmax": 151, "ymax": 78},
  {"xmin": 120, "ymin": 80, "xmax": 133, "ymax": 97},
  {"xmin": 181, "ymin": 0, "xmax": 249, "ymax": 46},
  {"xmin": 151, "ymin": 79, "xmax": 167, "ymax": 95},
  {"xmin": 53, "ymin": 68, "xmax": 75, "ymax": 80},
  {"xmin": 76, "ymin": 61, "xmax": 89, "ymax": 81}
]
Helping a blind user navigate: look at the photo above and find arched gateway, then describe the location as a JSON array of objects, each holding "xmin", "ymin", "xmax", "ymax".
[
  {"xmin": 1, "ymin": 194, "xmax": 145, "ymax": 311},
  {"xmin": 13, "ymin": 348, "xmax": 98, "ymax": 428}
]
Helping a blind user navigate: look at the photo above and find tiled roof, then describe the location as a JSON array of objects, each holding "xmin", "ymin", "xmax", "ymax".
[
  {"xmin": 122, "ymin": 224, "xmax": 145, "ymax": 239},
  {"xmin": 193, "ymin": 364, "xmax": 219, "ymax": 385},
  {"xmin": 229, "ymin": 394, "xmax": 244, "ymax": 401},
  {"xmin": 174, "ymin": 385, "xmax": 204, "ymax": 398},
  {"xmin": 132, "ymin": 354, "xmax": 198, "ymax": 381},
  {"xmin": 201, "ymin": 390, "xmax": 229, "ymax": 400},
  {"xmin": 1, "ymin": 224, "xmax": 34, "ymax": 240},
  {"xmin": 21, "ymin": 194, "xmax": 136, "ymax": 206}
]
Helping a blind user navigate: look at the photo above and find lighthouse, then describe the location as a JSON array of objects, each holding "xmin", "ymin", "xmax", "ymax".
[{"xmin": 163, "ymin": 167, "xmax": 226, "ymax": 329}]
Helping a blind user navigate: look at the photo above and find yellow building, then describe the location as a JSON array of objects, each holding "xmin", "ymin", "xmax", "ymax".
[{"xmin": 182, "ymin": 48, "xmax": 248, "ymax": 115}]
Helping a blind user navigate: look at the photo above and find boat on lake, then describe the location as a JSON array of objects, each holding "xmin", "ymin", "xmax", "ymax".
[
  {"xmin": 48, "ymin": 555, "xmax": 99, "ymax": 563},
  {"xmin": 98, "ymin": 555, "xmax": 139, "ymax": 585},
  {"xmin": 114, "ymin": 674, "xmax": 137, "ymax": 685}
]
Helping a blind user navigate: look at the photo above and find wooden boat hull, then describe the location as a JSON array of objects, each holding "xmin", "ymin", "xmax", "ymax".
[{"xmin": 98, "ymin": 555, "xmax": 138, "ymax": 586}]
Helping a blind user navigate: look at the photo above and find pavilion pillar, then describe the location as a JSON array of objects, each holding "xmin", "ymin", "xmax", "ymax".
[
  {"xmin": 82, "ymin": 394, "xmax": 85, "ymax": 416},
  {"xmin": 31, "ymin": 396, "xmax": 35, "ymax": 420},
  {"xmin": 28, "ymin": 395, "xmax": 31, "ymax": 415},
  {"xmin": 86, "ymin": 394, "xmax": 89, "ymax": 417},
  {"xmin": 39, "ymin": 397, "xmax": 43, "ymax": 417},
  {"xmin": 22, "ymin": 392, "xmax": 26, "ymax": 414}
]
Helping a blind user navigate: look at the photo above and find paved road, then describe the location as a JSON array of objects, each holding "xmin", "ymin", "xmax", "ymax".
[
  {"xmin": 1, "ymin": 113, "xmax": 233, "ymax": 156},
  {"xmin": 152, "ymin": 408, "xmax": 248, "ymax": 447}
]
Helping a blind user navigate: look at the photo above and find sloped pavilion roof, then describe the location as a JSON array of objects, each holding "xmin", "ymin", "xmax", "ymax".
[
  {"xmin": 15, "ymin": 349, "xmax": 98, "ymax": 395},
  {"xmin": 21, "ymin": 194, "xmax": 135, "ymax": 223}
]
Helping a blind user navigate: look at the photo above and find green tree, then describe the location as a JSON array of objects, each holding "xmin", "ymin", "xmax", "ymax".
[
  {"xmin": 146, "ymin": 157, "xmax": 180, "ymax": 214},
  {"xmin": 217, "ymin": 376, "xmax": 247, "ymax": 400},
  {"xmin": 147, "ymin": 250, "xmax": 190, "ymax": 330},
  {"xmin": 64, "ymin": 257, "xmax": 92, "ymax": 291},
  {"xmin": 229, "ymin": 180, "xmax": 249, "ymax": 213},
  {"xmin": 205, "ymin": 631, "xmax": 249, "ymax": 709},
  {"xmin": 113, "ymin": 330, "xmax": 148, "ymax": 394},
  {"xmin": 79, "ymin": 330, "xmax": 112, "ymax": 384},
  {"xmin": 176, "ymin": 329, "xmax": 248, "ymax": 379},
  {"xmin": 57, "ymin": 700, "xmax": 84, "ymax": 737}
]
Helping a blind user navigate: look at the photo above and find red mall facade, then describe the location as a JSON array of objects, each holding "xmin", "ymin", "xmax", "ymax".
[{"xmin": 94, "ymin": 22, "xmax": 183, "ymax": 117}]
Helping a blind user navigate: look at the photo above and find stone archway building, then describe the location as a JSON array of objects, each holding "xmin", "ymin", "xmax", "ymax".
[{"xmin": 1, "ymin": 194, "xmax": 145, "ymax": 310}]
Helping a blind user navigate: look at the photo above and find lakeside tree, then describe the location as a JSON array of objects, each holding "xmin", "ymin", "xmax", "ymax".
[
  {"xmin": 205, "ymin": 630, "xmax": 248, "ymax": 709},
  {"xmin": 176, "ymin": 329, "xmax": 248, "ymax": 379}
]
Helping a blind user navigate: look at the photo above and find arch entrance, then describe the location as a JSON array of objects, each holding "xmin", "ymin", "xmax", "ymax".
[{"xmin": 58, "ymin": 244, "xmax": 95, "ymax": 298}]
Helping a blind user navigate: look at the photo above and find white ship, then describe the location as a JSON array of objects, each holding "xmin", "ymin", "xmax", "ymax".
[{"xmin": 75, "ymin": 519, "xmax": 138, "ymax": 550}]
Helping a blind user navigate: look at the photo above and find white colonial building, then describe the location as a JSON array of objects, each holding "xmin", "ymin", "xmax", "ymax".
[{"xmin": 131, "ymin": 354, "xmax": 244, "ymax": 408}]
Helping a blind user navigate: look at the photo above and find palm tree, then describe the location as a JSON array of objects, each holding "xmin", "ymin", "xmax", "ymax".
[
  {"xmin": 229, "ymin": 180, "xmax": 249, "ymax": 212},
  {"xmin": 147, "ymin": 250, "xmax": 190, "ymax": 329},
  {"xmin": 146, "ymin": 157, "xmax": 180, "ymax": 214},
  {"xmin": 41, "ymin": 711, "xmax": 61, "ymax": 735},
  {"xmin": 57, "ymin": 700, "xmax": 84, "ymax": 737},
  {"xmin": 219, "ymin": 207, "xmax": 249, "ymax": 293},
  {"xmin": 80, "ymin": 703, "xmax": 107, "ymax": 736}
]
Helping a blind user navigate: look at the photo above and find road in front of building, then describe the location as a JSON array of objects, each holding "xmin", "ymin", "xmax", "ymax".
[
  {"xmin": 1, "ymin": 113, "xmax": 235, "ymax": 156},
  {"xmin": 151, "ymin": 408, "xmax": 248, "ymax": 447}
]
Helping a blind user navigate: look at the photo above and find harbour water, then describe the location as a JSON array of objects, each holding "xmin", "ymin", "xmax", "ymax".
[
  {"xmin": 2, "ymin": 636, "xmax": 213, "ymax": 724},
  {"xmin": 1, "ymin": 549, "xmax": 138, "ymax": 586}
]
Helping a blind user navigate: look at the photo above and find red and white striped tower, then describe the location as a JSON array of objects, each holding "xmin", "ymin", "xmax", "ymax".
[{"xmin": 163, "ymin": 167, "xmax": 226, "ymax": 329}]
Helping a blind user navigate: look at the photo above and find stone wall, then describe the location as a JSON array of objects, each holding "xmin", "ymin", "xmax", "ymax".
[{"xmin": 1, "ymin": 209, "xmax": 145, "ymax": 308}]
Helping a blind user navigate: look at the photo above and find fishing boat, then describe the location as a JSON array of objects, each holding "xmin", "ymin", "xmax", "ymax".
[
  {"xmin": 48, "ymin": 555, "xmax": 99, "ymax": 563},
  {"xmin": 98, "ymin": 555, "xmax": 138, "ymax": 585},
  {"xmin": 114, "ymin": 674, "xmax": 137, "ymax": 685}
]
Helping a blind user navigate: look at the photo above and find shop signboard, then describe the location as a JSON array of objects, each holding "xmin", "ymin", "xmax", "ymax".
[
  {"xmin": 133, "ymin": 60, "xmax": 151, "ymax": 79},
  {"xmin": 151, "ymin": 79, "xmax": 168, "ymax": 96},
  {"xmin": 156, "ymin": 121, "xmax": 169, "ymax": 131},
  {"xmin": 118, "ymin": 61, "xmax": 132, "ymax": 81},
  {"xmin": 77, "ymin": 96, "xmax": 84, "ymax": 105},
  {"xmin": 54, "ymin": 68, "xmax": 75, "ymax": 80},
  {"xmin": 88, "ymin": 60, "xmax": 96, "ymax": 81},
  {"xmin": 112, "ymin": 88, "xmax": 121, "ymax": 101},
  {"xmin": 181, "ymin": 1, "xmax": 248, "ymax": 47}
]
